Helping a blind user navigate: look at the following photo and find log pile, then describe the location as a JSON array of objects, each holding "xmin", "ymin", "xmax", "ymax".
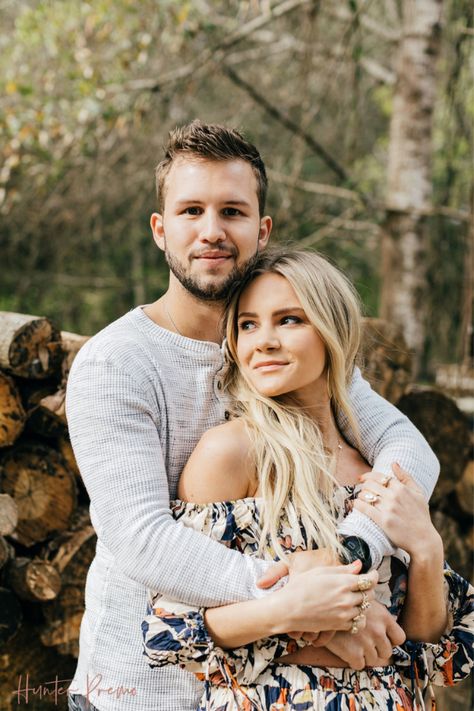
[
  {"xmin": 0, "ymin": 311, "xmax": 472, "ymax": 710},
  {"xmin": 0, "ymin": 312, "xmax": 93, "ymax": 702}
]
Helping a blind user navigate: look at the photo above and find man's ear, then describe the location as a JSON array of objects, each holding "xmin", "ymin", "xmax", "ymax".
[
  {"xmin": 150, "ymin": 213, "xmax": 165, "ymax": 251},
  {"xmin": 258, "ymin": 215, "xmax": 272, "ymax": 249}
]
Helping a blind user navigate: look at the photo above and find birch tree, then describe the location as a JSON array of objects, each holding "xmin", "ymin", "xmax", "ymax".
[{"xmin": 380, "ymin": 0, "xmax": 444, "ymax": 373}]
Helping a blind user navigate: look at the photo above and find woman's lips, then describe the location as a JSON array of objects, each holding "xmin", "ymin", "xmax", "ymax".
[{"xmin": 254, "ymin": 362, "xmax": 288, "ymax": 372}]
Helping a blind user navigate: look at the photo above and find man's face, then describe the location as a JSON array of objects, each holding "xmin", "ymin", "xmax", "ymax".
[{"xmin": 150, "ymin": 158, "xmax": 272, "ymax": 301}]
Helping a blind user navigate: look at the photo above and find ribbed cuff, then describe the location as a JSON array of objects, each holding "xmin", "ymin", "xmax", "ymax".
[{"xmin": 338, "ymin": 510, "xmax": 396, "ymax": 569}]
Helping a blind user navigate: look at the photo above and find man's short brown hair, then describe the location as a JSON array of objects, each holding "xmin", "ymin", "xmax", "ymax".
[{"xmin": 155, "ymin": 120, "xmax": 268, "ymax": 215}]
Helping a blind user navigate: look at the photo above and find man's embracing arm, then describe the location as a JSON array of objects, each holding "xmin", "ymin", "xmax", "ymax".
[
  {"xmin": 336, "ymin": 367, "xmax": 440, "ymax": 567},
  {"xmin": 66, "ymin": 355, "xmax": 271, "ymax": 608}
]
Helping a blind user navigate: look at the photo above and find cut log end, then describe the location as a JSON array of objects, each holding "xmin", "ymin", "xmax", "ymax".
[
  {"xmin": 0, "ymin": 372, "xmax": 26, "ymax": 448},
  {"xmin": 0, "ymin": 313, "xmax": 63, "ymax": 380}
]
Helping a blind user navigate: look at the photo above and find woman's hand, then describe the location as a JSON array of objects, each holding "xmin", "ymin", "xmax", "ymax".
[
  {"xmin": 353, "ymin": 463, "xmax": 442, "ymax": 558},
  {"xmin": 269, "ymin": 562, "xmax": 379, "ymax": 636}
]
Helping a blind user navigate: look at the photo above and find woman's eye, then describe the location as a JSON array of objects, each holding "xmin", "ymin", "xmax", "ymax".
[
  {"xmin": 281, "ymin": 315, "xmax": 302, "ymax": 325},
  {"xmin": 238, "ymin": 320, "xmax": 256, "ymax": 331}
]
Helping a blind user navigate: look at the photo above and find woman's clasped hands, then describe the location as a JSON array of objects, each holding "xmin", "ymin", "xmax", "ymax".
[{"xmin": 265, "ymin": 555, "xmax": 378, "ymax": 641}]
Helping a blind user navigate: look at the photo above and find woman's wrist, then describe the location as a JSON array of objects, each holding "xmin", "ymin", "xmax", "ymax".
[{"xmin": 406, "ymin": 529, "xmax": 444, "ymax": 563}]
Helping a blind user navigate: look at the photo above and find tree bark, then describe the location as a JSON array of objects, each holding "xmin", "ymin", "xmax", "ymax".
[{"xmin": 380, "ymin": 0, "xmax": 443, "ymax": 374}]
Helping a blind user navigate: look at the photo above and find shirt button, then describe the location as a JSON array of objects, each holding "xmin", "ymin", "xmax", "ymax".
[{"xmin": 224, "ymin": 411, "xmax": 230, "ymax": 420}]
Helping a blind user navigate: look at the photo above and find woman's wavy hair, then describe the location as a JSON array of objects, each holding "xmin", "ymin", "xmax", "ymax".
[{"xmin": 223, "ymin": 248, "xmax": 362, "ymax": 559}]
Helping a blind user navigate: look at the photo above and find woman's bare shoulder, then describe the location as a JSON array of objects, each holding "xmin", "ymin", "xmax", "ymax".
[{"xmin": 177, "ymin": 418, "xmax": 256, "ymax": 503}]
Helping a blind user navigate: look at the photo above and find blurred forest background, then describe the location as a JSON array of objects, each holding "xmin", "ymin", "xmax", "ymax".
[
  {"xmin": 0, "ymin": 0, "xmax": 472, "ymax": 378},
  {"xmin": 0, "ymin": 4, "xmax": 473, "ymax": 710}
]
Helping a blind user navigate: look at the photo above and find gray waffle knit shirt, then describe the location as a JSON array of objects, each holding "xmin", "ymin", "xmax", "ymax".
[{"xmin": 65, "ymin": 306, "xmax": 439, "ymax": 711}]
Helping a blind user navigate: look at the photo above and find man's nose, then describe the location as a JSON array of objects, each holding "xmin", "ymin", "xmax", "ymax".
[{"xmin": 198, "ymin": 211, "xmax": 225, "ymax": 243}]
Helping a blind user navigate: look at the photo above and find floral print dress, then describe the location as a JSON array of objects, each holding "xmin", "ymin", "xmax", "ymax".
[{"xmin": 142, "ymin": 487, "xmax": 474, "ymax": 711}]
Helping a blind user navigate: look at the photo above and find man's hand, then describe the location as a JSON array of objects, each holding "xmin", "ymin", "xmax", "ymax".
[{"xmin": 325, "ymin": 601, "xmax": 406, "ymax": 669}]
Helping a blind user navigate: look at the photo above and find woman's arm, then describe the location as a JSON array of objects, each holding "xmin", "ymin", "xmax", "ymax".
[
  {"xmin": 354, "ymin": 463, "xmax": 448, "ymax": 642},
  {"xmin": 338, "ymin": 368, "xmax": 440, "ymax": 568}
]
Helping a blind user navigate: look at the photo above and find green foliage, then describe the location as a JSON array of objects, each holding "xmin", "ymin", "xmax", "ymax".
[{"xmin": 0, "ymin": 0, "xmax": 470, "ymax": 369}]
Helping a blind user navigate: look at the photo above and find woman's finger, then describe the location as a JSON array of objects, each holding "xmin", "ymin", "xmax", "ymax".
[
  {"xmin": 353, "ymin": 498, "xmax": 385, "ymax": 527},
  {"xmin": 392, "ymin": 462, "xmax": 421, "ymax": 492},
  {"xmin": 358, "ymin": 480, "xmax": 391, "ymax": 503}
]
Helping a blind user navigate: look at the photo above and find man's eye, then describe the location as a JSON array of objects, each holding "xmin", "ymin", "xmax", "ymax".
[
  {"xmin": 222, "ymin": 208, "xmax": 241, "ymax": 216},
  {"xmin": 184, "ymin": 207, "xmax": 202, "ymax": 215},
  {"xmin": 281, "ymin": 315, "xmax": 302, "ymax": 325},
  {"xmin": 238, "ymin": 320, "xmax": 256, "ymax": 331}
]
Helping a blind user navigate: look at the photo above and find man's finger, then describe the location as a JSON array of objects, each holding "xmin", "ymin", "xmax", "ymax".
[
  {"xmin": 387, "ymin": 614, "xmax": 406, "ymax": 646},
  {"xmin": 256, "ymin": 560, "xmax": 288, "ymax": 588}
]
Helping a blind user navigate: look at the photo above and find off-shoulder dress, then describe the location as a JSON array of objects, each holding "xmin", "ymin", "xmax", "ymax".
[{"xmin": 142, "ymin": 487, "xmax": 474, "ymax": 711}]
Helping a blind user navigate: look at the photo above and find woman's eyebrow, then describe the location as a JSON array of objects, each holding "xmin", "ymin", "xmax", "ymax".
[{"xmin": 238, "ymin": 307, "xmax": 305, "ymax": 318}]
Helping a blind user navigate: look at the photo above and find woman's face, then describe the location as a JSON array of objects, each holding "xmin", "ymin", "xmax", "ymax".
[{"xmin": 235, "ymin": 272, "xmax": 328, "ymax": 405}]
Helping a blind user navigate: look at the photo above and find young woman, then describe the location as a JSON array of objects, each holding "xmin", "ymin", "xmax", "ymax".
[{"xmin": 142, "ymin": 250, "xmax": 473, "ymax": 710}]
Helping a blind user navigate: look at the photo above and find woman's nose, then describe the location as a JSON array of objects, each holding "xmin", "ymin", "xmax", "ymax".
[{"xmin": 255, "ymin": 327, "xmax": 280, "ymax": 351}]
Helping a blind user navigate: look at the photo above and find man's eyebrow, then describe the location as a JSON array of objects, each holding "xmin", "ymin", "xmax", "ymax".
[
  {"xmin": 174, "ymin": 199, "xmax": 252, "ymax": 207},
  {"xmin": 238, "ymin": 307, "xmax": 305, "ymax": 318}
]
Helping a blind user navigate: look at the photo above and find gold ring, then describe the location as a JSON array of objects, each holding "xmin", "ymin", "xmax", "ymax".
[
  {"xmin": 363, "ymin": 491, "xmax": 379, "ymax": 505},
  {"xmin": 357, "ymin": 577, "xmax": 373, "ymax": 592},
  {"xmin": 360, "ymin": 591, "xmax": 371, "ymax": 611},
  {"xmin": 380, "ymin": 474, "xmax": 394, "ymax": 487},
  {"xmin": 350, "ymin": 613, "xmax": 365, "ymax": 635}
]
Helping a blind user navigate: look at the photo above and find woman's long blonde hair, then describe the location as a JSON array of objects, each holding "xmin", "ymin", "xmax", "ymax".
[{"xmin": 224, "ymin": 248, "xmax": 362, "ymax": 559}]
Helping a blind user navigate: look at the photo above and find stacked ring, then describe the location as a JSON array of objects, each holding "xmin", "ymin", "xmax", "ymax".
[
  {"xmin": 350, "ymin": 613, "xmax": 365, "ymax": 635},
  {"xmin": 360, "ymin": 591, "xmax": 371, "ymax": 611},
  {"xmin": 380, "ymin": 474, "xmax": 394, "ymax": 487},
  {"xmin": 363, "ymin": 491, "xmax": 379, "ymax": 505},
  {"xmin": 357, "ymin": 577, "xmax": 373, "ymax": 592}
]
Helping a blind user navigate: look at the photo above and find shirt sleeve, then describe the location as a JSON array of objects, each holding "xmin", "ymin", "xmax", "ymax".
[
  {"xmin": 337, "ymin": 367, "xmax": 440, "ymax": 567},
  {"xmin": 66, "ymin": 358, "xmax": 271, "ymax": 607},
  {"xmin": 421, "ymin": 564, "xmax": 474, "ymax": 687}
]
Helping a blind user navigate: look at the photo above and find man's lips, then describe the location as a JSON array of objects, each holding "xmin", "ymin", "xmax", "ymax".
[{"xmin": 194, "ymin": 252, "xmax": 233, "ymax": 261}]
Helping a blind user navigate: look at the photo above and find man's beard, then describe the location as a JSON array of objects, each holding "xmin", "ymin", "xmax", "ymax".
[{"xmin": 164, "ymin": 245, "xmax": 260, "ymax": 302}]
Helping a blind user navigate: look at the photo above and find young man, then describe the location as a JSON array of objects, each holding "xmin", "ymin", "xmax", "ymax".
[{"xmin": 66, "ymin": 121, "xmax": 439, "ymax": 711}]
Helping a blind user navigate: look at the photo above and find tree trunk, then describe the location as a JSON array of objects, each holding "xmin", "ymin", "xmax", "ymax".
[
  {"xmin": 0, "ymin": 372, "xmax": 26, "ymax": 447},
  {"xmin": 380, "ymin": 0, "xmax": 443, "ymax": 375},
  {"xmin": 0, "ymin": 442, "xmax": 77, "ymax": 547},
  {"xmin": 0, "ymin": 313, "xmax": 63, "ymax": 379}
]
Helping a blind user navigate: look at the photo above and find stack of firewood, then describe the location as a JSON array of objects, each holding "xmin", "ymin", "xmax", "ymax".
[
  {"xmin": 0, "ymin": 312, "xmax": 92, "ymax": 667},
  {"xmin": 0, "ymin": 312, "xmax": 472, "ymax": 710}
]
